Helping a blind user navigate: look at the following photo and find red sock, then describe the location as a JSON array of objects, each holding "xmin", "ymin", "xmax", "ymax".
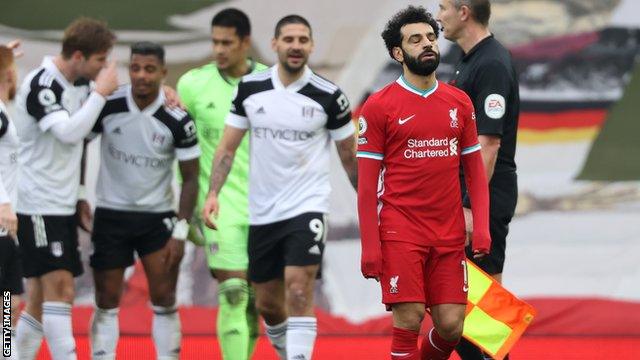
[
  {"xmin": 420, "ymin": 327, "xmax": 459, "ymax": 360},
  {"xmin": 391, "ymin": 327, "xmax": 420, "ymax": 360}
]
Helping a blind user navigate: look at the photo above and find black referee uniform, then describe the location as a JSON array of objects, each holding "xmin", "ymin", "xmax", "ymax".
[{"xmin": 452, "ymin": 34, "xmax": 519, "ymax": 275}]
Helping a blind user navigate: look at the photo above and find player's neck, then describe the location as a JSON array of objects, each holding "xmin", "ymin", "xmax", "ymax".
[
  {"xmin": 458, "ymin": 25, "xmax": 492, "ymax": 54},
  {"xmin": 0, "ymin": 84, "xmax": 10, "ymax": 104},
  {"xmin": 133, "ymin": 91, "xmax": 159, "ymax": 111},
  {"xmin": 53, "ymin": 55, "xmax": 80, "ymax": 83},
  {"xmin": 277, "ymin": 65, "xmax": 305, "ymax": 87},
  {"xmin": 221, "ymin": 59, "xmax": 250, "ymax": 79},
  {"xmin": 402, "ymin": 70, "xmax": 437, "ymax": 92}
]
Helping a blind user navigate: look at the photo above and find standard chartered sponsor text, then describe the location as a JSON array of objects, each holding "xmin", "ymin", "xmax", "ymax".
[
  {"xmin": 404, "ymin": 137, "xmax": 457, "ymax": 159},
  {"xmin": 108, "ymin": 143, "xmax": 172, "ymax": 168}
]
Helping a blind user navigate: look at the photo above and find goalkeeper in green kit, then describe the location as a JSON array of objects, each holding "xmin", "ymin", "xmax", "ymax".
[{"xmin": 177, "ymin": 8, "xmax": 267, "ymax": 360}]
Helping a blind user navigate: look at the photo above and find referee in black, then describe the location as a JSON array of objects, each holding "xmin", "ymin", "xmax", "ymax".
[{"xmin": 437, "ymin": 1, "xmax": 519, "ymax": 359}]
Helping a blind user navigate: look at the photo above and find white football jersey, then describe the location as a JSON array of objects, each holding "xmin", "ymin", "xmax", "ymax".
[
  {"xmin": 0, "ymin": 100, "xmax": 19, "ymax": 208},
  {"xmin": 13, "ymin": 56, "xmax": 91, "ymax": 215},
  {"xmin": 226, "ymin": 65, "xmax": 355, "ymax": 225},
  {"xmin": 91, "ymin": 85, "xmax": 200, "ymax": 212}
]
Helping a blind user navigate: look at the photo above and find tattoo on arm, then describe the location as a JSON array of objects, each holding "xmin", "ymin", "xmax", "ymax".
[{"xmin": 209, "ymin": 152, "xmax": 234, "ymax": 195}]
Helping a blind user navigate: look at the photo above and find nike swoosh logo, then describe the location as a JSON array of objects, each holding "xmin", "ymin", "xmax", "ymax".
[
  {"xmin": 463, "ymin": 285, "xmax": 469, "ymax": 292},
  {"xmin": 398, "ymin": 114, "xmax": 416, "ymax": 125}
]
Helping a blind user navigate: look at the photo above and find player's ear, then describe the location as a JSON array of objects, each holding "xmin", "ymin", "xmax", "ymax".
[
  {"xmin": 392, "ymin": 47, "xmax": 404, "ymax": 63},
  {"xmin": 271, "ymin": 37, "xmax": 278, "ymax": 52},
  {"xmin": 71, "ymin": 50, "xmax": 84, "ymax": 63},
  {"xmin": 459, "ymin": 4, "xmax": 471, "ymax": 22}
]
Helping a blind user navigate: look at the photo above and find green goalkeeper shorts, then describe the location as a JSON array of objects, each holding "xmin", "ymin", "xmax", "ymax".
[{"xmin": 202, "ymin": 218, "xmax": 250, "ymax": 271}]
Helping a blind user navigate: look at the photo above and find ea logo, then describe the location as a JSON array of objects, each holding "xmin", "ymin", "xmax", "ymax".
[{"xmin": 484, "ymin": 94, "xmax": 506, "ymax": 119}]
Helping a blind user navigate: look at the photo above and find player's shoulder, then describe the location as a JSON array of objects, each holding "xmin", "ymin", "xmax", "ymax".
[
  {"xmin": 364, "ymin": 81, "xmax": 398, "ymax": 108},
  {"xmin": 154, "ymin": 105, "xmax": 191, "ymax": 125},
  {"xmin": 25, "ymin": 66, "xmax": 63, "ymax": 94},
  {"xmin": 241, "ymin": 67, "xmax": 271, "ymax": 84},
  {"xmin": 308, "ymin": 71, "xmax": 340, "ymax": 95},
  {"xmin": 237, "ymin": 67, "xmax": 273, "ymax": 97},
  {"xmin": 252, "ymin": 61, "xmax": 269, "ymax": 72},
  {"xmin": 100, "ymin": 85, "xmax": 129, "ymax": 116},
  {"xmin": 438, "ymin": 81, "xmax": 473, "ymax": 105}
]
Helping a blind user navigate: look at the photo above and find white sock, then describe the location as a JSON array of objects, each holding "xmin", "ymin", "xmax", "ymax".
[
  {"xmin": 286, "ymin": 317, "xmax": 317, "ymax": 360},
  {"xmin": 16, "ymin": 312, "xmax": 43, "ymax": 360},
  {"xmin": 152, "ymin": 305, "xmax": 181, "ymax": 360},
  {"xmin": 90, "ymin": 307, "xmax": 119, "ymax": 360},
  {"xmin": 265, "ymin": 320, "xmax": 287, "ymax": 359},
  {"xmin": 42, "ymin": 301, "xmax": 76, "ymax": 360}
]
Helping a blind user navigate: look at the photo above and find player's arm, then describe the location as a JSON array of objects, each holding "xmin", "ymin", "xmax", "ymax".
[
  {"xmin": 76, "ymin": 140, "xmax": 92, "ymax": 232},
  {"xmin": 460, "ymin": 103, "xmax": 491, "ymax": 257},
  {"xmin": 328, "ymin": 90, "xmax": 357, "ymax": 189},
  {"xmin": 0, "ymin": 173, "xmax": 17, "ymax": 238},
  {"xmin": 202, "ymin": 125, "xmax": 247, "ymax": 229},
  {"xmin": 34, "ymin": 62, "xmax": 118, "ymax": 144},
  {"xmin": 355, "ymin": 100, "xmax": 385, "ymax": 280},
  {"xmin": 177, "ymin": 158, "xmax": 199, "ymax": 222}
]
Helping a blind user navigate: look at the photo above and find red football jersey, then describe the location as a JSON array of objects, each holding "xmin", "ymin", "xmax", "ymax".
[{"xmin": 357, "ymin": 77, "xmax": 480, "ymax": 246}]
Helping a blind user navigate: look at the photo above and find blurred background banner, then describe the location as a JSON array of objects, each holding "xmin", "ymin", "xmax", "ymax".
[{"xmin": 2, "ymin": 0, "xmax": 639, "ymax": 337}]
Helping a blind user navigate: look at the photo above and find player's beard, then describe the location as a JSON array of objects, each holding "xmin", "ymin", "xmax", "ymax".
[
  {"xmin": 281, "ymin": 51, "xmax": 308, "ymax": 74},
  {"xmin": 402, "ymin": 49, "xmax": 440, "ymax": 77}
]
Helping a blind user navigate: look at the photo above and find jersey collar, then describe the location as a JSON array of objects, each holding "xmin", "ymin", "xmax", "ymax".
[
  {"xmin": 271, "ymin": 64, "xmax": 312, "ymax": 93},
  {"xmin": 42, "ymin": 56, "xmax": 73, "ymax": 89},
  {"xmin": 125, "ymin": 84, "xmax": 164, "ymax": 115},
  {"xmin": 396, "ymin": 75, "xmax": 439, "ymax": 98}
]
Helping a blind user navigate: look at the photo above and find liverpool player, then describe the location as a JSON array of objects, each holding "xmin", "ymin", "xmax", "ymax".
[{"xmin": 357, "ymin": 6, "xmax": 490, "ymax": 360}]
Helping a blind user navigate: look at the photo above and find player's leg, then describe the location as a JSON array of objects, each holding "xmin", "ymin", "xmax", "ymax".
[
  {"xmin": 0, "ymin": 236, "xmax": 25, "ymax": 360},
  {"xmin": 30, "ymin": 215, "xmax": 82, "ymax": 360},
  {"xmin": 15, "ymin": 278, "xmax": 43, "ymax": 360},
  {"xmin": 138, "ymin": 212, "xmax": 184, "ymax": 360},
  {"xmin": 281, "ymin": 213, "xmax": 328, "ymax": 360},
  {"xmin": 205, "ymin": 220, "xmax": 255, "ymax": 360},
  {"xmin": 381, "ymin": 241, "xmax": 429, "ymax": 360},
  {"xmin": 248, "ymin": 221, "xmax": 287, "ymax": 358},
  {"xmin": 421, "ymin": 246, "xmax": 467, "ymax": 360},
  {"xmin": 89, "ymin": 208, "xmax": 136, "ymax": 360}
]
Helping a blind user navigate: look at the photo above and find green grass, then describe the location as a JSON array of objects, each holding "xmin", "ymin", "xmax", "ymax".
[{"xmin": 0, "ymin": 0, "xmax": 222, "ymax": 31}]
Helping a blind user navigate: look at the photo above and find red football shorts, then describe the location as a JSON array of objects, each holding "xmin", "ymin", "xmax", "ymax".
[{"xmin": 380, "ymin": 240, "xmax": 468, "ymax": 309}]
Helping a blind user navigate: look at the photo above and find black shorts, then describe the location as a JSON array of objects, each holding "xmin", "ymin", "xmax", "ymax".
[
  {"xmin": 0, "ymin": 236, "xmax": 24, "ymax": 294},
  {"xmin": 17, "ymin": 214, "xmax": 83, "ymax": 278},
  {"xmin": 466, "ymin": 172, "xmax": 517, "ymax": 274},
  {"xmin": 90, "ymin": 208, "xmax": 175, "ymax": 271},
  {"xmin": 248, "ymin": 212, "xmax": 326, "ymax": 283}
]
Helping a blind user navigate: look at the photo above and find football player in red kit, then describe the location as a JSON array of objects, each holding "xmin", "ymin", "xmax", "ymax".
[{"xmin": 357, "ymin": 6, "xmax": 490, "ymax": 360}]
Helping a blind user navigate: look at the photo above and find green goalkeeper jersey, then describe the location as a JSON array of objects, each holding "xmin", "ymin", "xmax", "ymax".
[{"xmin": 177, "ymin": 60, "xmax": 268, "ymax": 225}]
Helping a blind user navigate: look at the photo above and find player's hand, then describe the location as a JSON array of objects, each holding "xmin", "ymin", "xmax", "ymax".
[
  {"xmin": 76, "ymin": 200, "xmax": 93, "ymax": 233},
  {"xmin": 0, "ymin": 203, "xmax": 18, "ymax": 238},
  {"xmin": 165, "ymin": 237, "xmax": 185, "ymax": 269},
  {"xmin": 202, "ymin": 192, "xmax": 220, "ymax": 230},
  {"xmin": 162, "ymin": 85, "xmax": 185, "ymax": 110},
  {"xmin": 186, "ymin": 217, "xmax": 207, "ymax": 247},
  {"xmin": 95, "ymin": 61, "xmax": 119, "ymax": 97},
  {"xmin": 361, "ymin": 246, "xmax": 382, "ymax": 281},
  {"xmin": 471, "ymin": 229, "xmax": 491, "ymax": 259},
  {"xmin": 463, "ymin": 207, "xmax": 473, "ymax": 246},
  {"xmin": 6, "ymin": 39, "xmax": 23, "ymax": 58}
]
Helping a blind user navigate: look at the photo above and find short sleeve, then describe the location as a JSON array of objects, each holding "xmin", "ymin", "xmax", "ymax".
[
  {"xmin": 472, "ymin": 60, "xmax": 512, "ymax": 136},
  {"xmin": 326, "ymin": 89, "xmax": 354, "ymax": 140},
  {"xmin": 460, "ymin": 96, "xmax": 481, "ymax": 156},
  {"xmin": 226, "ymin": 82, "xmax": 250, "ymax": 129},
  {"xmin": 25, "ymin": 80, "xmax": 69, "ymax": 131},
  {"xmin": 356, "ymin": 97, "xmax": 386, "ymax": 161},
  {"xmin": 174, "ymin": 114, "xmax": 200, "ymax": 161}
]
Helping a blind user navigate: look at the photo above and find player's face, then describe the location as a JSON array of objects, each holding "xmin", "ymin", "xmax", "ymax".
[
  {"xmin": 78, "ymin": 50, "xmax": 110, "ymax": 80},
  {"xmin": 129, "ymin": 54, "xmax": 166, "ymax": 98},
  {"xmin": 437, "ymin": 0, "xmax": 463, "ymax": 41},
  {"xmin": 272, "ymin": 23, "xmax": 314, "ymax": 74},
  {"xmin": 211, "ymin": 26, "xmax": 250, "ymax": 71},
  {"xmin": 397, "ymin": 23, "xmax": 440, "ymax": 77}
]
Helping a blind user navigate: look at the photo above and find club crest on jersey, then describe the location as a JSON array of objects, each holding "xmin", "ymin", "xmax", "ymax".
[
  {"xmin": 302, "ymin": 106, "xmax": 315, "ymax": 118},
  {"xmin": 449, "ymin": 108, "xmax": 458, "ymax": 128},
  {"xmin": 390, "ymin": 275, "xmax": 399, "ymax": 294},
  {"xmin": 152, "ymin": 133, "xmax": 166, "ymax": 146},
  {"xmin": 358, "ymin": 116, "xmax": 367, "ymax": 135}
]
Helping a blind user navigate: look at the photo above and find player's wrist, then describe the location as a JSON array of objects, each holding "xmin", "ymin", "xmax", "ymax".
[
  {"xmin": 172, "ymin": 218, "xmax": 189, "ymax": 241},
  {"xmin": 77, "ymin": 185, "xmax": 87, "ymax": 201}
]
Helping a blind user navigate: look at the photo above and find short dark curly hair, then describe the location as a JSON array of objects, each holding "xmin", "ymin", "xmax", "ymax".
[{"xmin": 381, "ymin": 6, "xmax": 439, "ymax": 60}]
